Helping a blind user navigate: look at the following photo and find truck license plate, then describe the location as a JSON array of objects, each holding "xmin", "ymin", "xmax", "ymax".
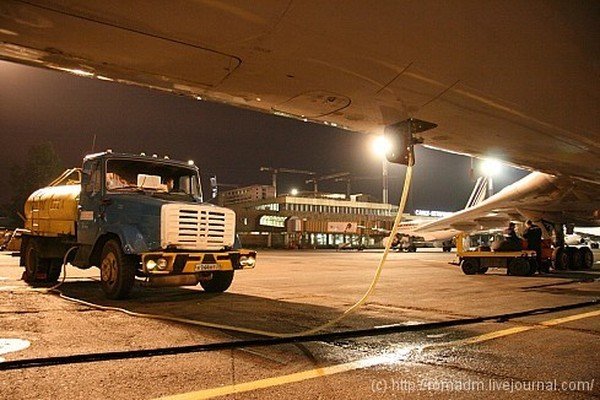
[{"xmin": 195, "ymin": 263, "xmax": 220, "ymax": 272}]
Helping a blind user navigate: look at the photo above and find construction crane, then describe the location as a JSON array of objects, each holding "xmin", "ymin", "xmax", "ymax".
[
  {"xmin": 305, "ymin": 172, "xmax": 350, "ymax": 194},
  {"xmin": 260, "ymin": 167, "xmax": 315, "ymax": 197}
]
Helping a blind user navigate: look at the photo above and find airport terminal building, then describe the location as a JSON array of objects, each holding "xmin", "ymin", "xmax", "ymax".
[{"xmin": 219, "ymin": 185, "xmax": 408, "ymax": 248}]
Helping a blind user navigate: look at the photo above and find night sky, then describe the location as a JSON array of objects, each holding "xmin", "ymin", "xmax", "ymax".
[{"xmin": 0, "ymin": 61, "xmax": 528, "ymax": 212}]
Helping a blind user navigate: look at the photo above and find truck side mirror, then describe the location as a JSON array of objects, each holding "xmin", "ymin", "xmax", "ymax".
[
  {"xmin": 210, "ymin": 176, "xmax": 218, "ymax": 200},
  {"xmin": 82, "ymin": 161, "xmax": 101, "ymax": 196}
]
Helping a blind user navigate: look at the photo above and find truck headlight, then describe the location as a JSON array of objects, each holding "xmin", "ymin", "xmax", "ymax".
[
  {"xmin": 146, "ymin": 259, "xmax": 157, "ymax": 271},
  {"xmin": 157, "ymin": 258, "xmax": 168, "ymax": 270},
  {"xmin": 239, "ymin": 256, "xmax": 256, "ymax": 268}
]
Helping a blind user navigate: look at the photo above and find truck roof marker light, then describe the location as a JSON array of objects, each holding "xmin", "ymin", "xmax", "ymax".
[
  {"xmin": 152, "ymin": 154, "xmax": 158, "ymax": 158},
  {"xmin": 188, "ymin": 160, "xmax": 194, "ymax": 166},
  {"xmin": 106, "ymin": 149, "xmax": 113, "ymax": 153},
  {"xmin": 164, "ymin": 155, "xmax": 170, "ymax": 159},
  {"xmin": 140, "ymin": 152, "xmax": 146, "ymax": 156}
]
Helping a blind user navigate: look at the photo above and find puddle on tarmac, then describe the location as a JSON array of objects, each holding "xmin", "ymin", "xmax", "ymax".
[{"xmin": 0, "ymin": 338, "xmax": 31, "ymax": 362}]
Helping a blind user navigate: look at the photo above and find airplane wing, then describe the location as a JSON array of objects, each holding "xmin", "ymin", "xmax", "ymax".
[
  {"xmin": 1, "ymin": 1, "xmax": 598, "ymax": 184},
  {"xmin": 414, "ymin": 172, "xmax": 600, "ymax": 235}
]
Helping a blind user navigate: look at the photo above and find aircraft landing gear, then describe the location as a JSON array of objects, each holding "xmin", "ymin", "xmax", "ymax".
[{"xmin": 552, "ymin": 245, "xmax": 594, "ymax": 271}]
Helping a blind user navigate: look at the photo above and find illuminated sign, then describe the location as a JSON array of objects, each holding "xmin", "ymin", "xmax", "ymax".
[
  {"xmin": 415, "ymin": 209, "xmax": 452, "ymax": 218},
  {"xmin": 327, "ymin": 222, "xmax": 357, "ymax": 233},
  {"xmin": 259, "ymin": 215, "xmax": 286, "ymax": 228}
]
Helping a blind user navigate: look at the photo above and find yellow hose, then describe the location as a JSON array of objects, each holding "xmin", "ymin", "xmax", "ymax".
[{"xmin": 15, "ymin": 162, "xmax": 414, "ymax": 338}]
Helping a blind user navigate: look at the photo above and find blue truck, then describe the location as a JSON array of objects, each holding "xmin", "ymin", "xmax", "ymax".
[{"xmin": 21, "ymin": 151, "xmax": 256, "ymax": 299}]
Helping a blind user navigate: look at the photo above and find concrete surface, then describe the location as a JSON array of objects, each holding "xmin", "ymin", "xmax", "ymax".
[{"xmin": 0, "ymin": 249, "xmax": 598, "ymax": 399}]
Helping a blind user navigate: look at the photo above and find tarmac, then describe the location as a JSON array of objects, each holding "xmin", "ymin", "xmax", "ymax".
[{"xmin": 0, "ymin": 249, "xmax": 598, "ymax": 399}]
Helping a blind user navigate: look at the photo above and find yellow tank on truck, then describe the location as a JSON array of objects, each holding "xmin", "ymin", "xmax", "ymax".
[{"xmin": 24, "ymin": 169, "xmax": 82, "ymax": 237}]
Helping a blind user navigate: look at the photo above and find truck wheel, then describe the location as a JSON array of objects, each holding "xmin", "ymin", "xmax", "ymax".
[
  {"xmin": 100, "ymin": 240, "xmax": 136, "ymax": 299},
  {"xmin": 553, "ymin": 247, "xmax": 569, "ymax": 271},
  {"xmin": 566, "ymin": 247, "xmax": 580, "ymax": 270},
  {"xmin": 24, "ymin": 240, "xmax": 49, "ymax": 284},
  {"xmin": 578, "ymin": 247, "xmax": 593, "ymax": 270},
  {"xmin": 461, "ymin": 259, "xmax": 480, "ymax": 275},
  {"xmin": 477, "ymin": 267, "xmax": 488, "ymax": 274},
  {"xmin": 200, "ymin": 271, "xmax": 234, "ymax": 293},
  {"xmin": 508, "ymin": 258, "xmax": 531, "ymax": 276},
  {"xmin": 46, "ymin": 259, "xmax": 63, "ymax": 283}
]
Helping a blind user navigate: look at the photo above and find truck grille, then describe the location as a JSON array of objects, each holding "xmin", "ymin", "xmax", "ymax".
[{"xmin": 161, "ymin": 204, "xmax": 236, "ymax": 251}]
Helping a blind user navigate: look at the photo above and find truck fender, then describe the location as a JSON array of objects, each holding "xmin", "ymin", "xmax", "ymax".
[{"xmin": 98, "ymin": 225, "xmax": 150, "ymax": 255}]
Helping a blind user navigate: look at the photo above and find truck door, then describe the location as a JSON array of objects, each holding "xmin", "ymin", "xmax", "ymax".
[{"xmin": 78, "ymin": 160, "xmax": 104, "ymax": 246}]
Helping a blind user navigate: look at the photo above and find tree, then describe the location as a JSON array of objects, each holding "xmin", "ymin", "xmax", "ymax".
[{"xmin": 2, "ymin": 142, "xmax": 64, "ymax": 227}]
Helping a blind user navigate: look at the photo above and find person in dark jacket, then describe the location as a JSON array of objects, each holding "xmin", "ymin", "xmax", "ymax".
[{"xmin": 523, "ymin": 220, "xmax": 543, "ymax": 269}]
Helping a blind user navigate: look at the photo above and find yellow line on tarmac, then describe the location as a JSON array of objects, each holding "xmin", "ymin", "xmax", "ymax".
[
  {"xmin": 539, "ymin": 309, "xmax": 600, "ymax": 326},
  {"xmin": 156, "ymin": 308, "xmax": 600, "ymax": 400},
  {"xmin": 440, "ymin": 325, "xmax": 535, "ymax": 347},
  {"xmin": 426, "ymin": 309, "xmax": 600, "ymax": 349},
  {"xmin": 157, "ymin": 355, "xmax": 388, "ymax": 400}
]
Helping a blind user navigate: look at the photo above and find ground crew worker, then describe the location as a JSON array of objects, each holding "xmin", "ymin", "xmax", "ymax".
[
  {"xmin": 523, "ymin": 220, "xmax": 543, "ymax": 270},
  {"xmin": 498, "ymin": 222, "xmax": 522, "ymax": 251}
]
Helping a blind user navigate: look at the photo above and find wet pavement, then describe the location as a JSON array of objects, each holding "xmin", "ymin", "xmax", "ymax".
[{"xmin": 0, "ymin": 249, "xmax": 598, "ymax": 399}]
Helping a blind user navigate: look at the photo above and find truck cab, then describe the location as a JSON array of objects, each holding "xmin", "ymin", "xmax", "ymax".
[{"xmin": 22, "ymin": 151, "xmax": 256, "ymax": 299}]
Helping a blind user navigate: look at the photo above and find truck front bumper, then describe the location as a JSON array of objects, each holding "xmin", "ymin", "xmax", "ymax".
[{"xmin": 141, "ymin": 249, "xmax": 256, "ymax": 276}]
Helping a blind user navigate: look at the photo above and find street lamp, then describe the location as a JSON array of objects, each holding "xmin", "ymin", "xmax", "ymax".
[
  {"xmin": 290, "ymin": 188, "xmax": 299, "ymax": 196},
  {"xmin": 371, "ymin": 136, "xmax": 392, "ymax": 204}
]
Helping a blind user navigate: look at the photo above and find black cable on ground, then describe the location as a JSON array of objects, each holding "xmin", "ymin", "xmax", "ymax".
[{"xmin": 1, "ymin": 298, "xmax": 597, "ymax": 371}]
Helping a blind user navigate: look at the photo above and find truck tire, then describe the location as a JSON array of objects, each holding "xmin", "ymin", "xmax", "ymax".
[
  {"xmin": 46, "ymin": 259, "xmax": 63, "ymax": 283},
  {"xmin": 461, "ymin": 259, "xmax": 480, "ymax": 275},
  {"xmin": 566, "ymin": 247, "xmax": 580, "ymax": 270},
  {"xmin": 477, "ymin": 267, "xmax": 489, "ymax": 274},
  {"xmin": 200, "ymin": 270, "xmax": 234, "ymax": 293},
  {"xmin": 578, "ymin": 247, "xmax": 594, "ymax": 270},
  {"xmin": 24, "ymin": 240, "xmax": 49, "ymax": 284},
  {"xmin": 100, "ymin": 240, "xmax": 136, "ymax": 299},
  {"xmin": 507, "ymin": 258, "xmax": 532, "ymax": 276},
  {"xmin": 553, "ymin": 247, "xmax": 569, "ymax": 271}
]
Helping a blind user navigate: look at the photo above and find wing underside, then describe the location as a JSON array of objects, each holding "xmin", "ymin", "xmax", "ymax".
[{"xmin": 1, "ymin": 1, "xmax": 598, "ymax": 182}]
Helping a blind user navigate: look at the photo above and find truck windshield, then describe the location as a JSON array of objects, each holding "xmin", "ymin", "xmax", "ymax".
[{"xmin": 106, "ymin": 159, "xmax": 201, "ymax": 200}]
